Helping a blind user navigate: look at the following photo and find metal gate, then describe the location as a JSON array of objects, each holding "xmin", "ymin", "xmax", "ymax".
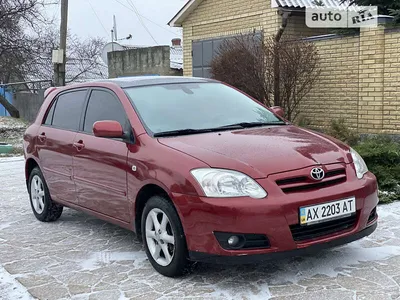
[
  {"xmin": 192, "ymin": 32, "xmax": 263, "ymax": 79},
  {"xmin": 192, "ymin": 37, "xmax": 226, "ymax": 78}
]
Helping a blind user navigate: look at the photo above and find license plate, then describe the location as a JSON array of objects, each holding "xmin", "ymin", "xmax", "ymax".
[{"xmin": 300, "ymin": 197, "xmax": 356, "ymax": 226}]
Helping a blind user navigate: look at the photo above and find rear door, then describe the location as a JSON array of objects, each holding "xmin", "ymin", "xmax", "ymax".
[
  {"xmin": 73, "ymin": 89, "xmax": 131, "ymax": 222},
  {"xmin": 36, "ymin": 89, "xmax": 88, "ymax": 204}
]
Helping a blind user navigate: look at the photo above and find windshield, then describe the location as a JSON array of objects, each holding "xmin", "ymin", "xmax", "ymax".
[{"xmin": 124, "ymin": 82, "xmax": 284, "ymax": 136}]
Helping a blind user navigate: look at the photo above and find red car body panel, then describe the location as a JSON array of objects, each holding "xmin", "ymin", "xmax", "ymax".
[
  {"xmin": 73, "ymin": 132, "xmax": 131, "ymax": 222},
  {"xmin": 158, "ymin": 126, "xmax": 352, "ymax": 179},
  {"xmin": 23, "ymin": 78, "xmax": 379, "ymax": 262}
]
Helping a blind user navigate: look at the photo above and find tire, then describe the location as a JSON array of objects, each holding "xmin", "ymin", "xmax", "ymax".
[
  {"xmin": 141, "ymin": 195, "xmax": 190, "ymax": 277},
  {"xmin": 28, "ymin": 167, "xmax": 63, "ymax": 222}
]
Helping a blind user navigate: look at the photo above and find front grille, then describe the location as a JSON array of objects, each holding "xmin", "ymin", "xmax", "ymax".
[
  {"xmin": 276, "ymin": 168, "xmax": 346, "ymax": 194},
  {"xmin": 290, "ymin": 214, "xmax": 357, "ymax": 242}
]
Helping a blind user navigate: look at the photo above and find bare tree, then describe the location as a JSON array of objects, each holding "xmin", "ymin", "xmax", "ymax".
[
  {"xmin": 211, "ymin": 34, "xmax": 273, "ymax": 105},
  {"xmin": 30, "ymin": 28, "xmax": 107, "ymax": 83},
  {"xmin": 211, "ymin": 34, "xmax": 321, "ymax": 122},
  {"xmin": 0, "ymin": 0, "xmax": 50, "ymax": 117},
  {"xmin": 0, "ymin": 0, "xmax": 107, "ymax": 118},
  {"xmin": 272, "ymin": 38, "xmax": 320, "ymax": 121}
]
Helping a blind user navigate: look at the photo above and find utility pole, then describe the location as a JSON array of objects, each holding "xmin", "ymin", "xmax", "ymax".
[
  {"xmin": 113, "ymin": 15, "xmax": 118, "ymax": 41},
  {"xmin": 53, "ymin": 0, "xmax": 69, "ymax": 87}
]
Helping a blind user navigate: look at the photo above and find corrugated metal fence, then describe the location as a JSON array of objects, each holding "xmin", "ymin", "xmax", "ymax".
[{"xmin": 0, "ymin": 87, "xmax": 12, "ymax": 117}]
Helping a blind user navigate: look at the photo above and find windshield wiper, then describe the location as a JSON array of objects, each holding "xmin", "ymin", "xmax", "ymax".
[
  {"xmin": 154, "ymin": 128, "xmax": 214, "ymax": 137},
  {"xmin": 154, "ymin": 121, "xmax": 287, "ymax": 137},
  {"xmin": 218, "ymin": 121, "xmax": 286, "ymax": 129}
]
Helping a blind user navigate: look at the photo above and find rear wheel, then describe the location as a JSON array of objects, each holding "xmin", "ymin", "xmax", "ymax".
[
  {"xmin": 28, "ymin": 167, "xmax": 63, "ymax": 222},
  {"xmin": 141, "ymin": 195, "xmax": 190, "ymax": 277}
]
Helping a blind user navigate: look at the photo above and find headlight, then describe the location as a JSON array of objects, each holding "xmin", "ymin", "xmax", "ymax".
[
  {"xmin": 350, "ymin": 148, "xmax": 368, "ymax": 179},
  {"xmin": 190, "ymin": 168, "xmax": 267, "ymax": 199}
]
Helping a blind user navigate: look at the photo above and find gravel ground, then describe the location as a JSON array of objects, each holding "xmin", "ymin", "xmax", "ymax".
[{"xmin": 1, "ymin": 157, "xmax": 400, "ymax": 300}]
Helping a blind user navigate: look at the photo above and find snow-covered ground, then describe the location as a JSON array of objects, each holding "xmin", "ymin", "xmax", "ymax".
[
  {"xmin": 0, "ymin": 266, "xmax": 33, "ymax": 300},
  {"xmin": 1, "ymin": 157, "xmax": 400, "ymax": 300}
]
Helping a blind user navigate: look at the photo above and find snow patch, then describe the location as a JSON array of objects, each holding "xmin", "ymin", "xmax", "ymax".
[
  {"xmin": 80, "ymin": 251, "xmax": 148, "ymax": 271},
  {"xmin": 0, "ymin": 156, "xmax": 24, "ymax": 163},
  {"xmin": 269, "ymin": 234, "xmax": 400, "ymax": 284},
  {"xmin": 0, "ymin": 266, "xmax": 33, "ymax": 300},
  {"xmin": 211, "ymin": 284, "xmax": 271, "ymax": 300},
  {"xmin": 0, "ymin": 222, "xmax": 12, "ymax": 230}
]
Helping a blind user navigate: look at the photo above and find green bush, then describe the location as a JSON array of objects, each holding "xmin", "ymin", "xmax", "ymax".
[
  {"xmin": 295, "ymin": 114, "xmax": 313, "ymax": 129},
  {"xmin": 354, "ymin": 136, "xmax": 400, "ymax": 204},
  {"xmin": 326, "ymin": 118, "xmax": 359, "ymax": 147}
]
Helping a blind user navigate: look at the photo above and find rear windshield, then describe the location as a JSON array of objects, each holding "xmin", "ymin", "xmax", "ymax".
[{"xmin": 124, "ymin": 82, "xmax": 282, "ymax": 135}]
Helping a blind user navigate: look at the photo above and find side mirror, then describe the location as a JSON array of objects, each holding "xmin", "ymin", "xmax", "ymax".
[
  {"xmin": 270, "ymin": 106, "xmax": 285, "ymax": 118},
  {"xmin": 93, "ymin": 120, "xmax": 124, "ymax": 138}
]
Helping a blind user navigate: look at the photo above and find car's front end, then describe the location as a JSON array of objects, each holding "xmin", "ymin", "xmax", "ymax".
[{"xmin": 171, "ymin": 157, "xmax": 378, "ymax": 263}]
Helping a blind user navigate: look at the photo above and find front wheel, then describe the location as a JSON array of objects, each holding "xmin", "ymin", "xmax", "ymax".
[
  {"xmin": 141, "ymin": 195, "xmax": 190, "ymax": 277},
  {"xmin": 28, "ymin": 167, "xmax": 63, "ymax": 222}
]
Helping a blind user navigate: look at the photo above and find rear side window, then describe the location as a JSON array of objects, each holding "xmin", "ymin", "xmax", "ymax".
[
  {"xmin": 83, "ymin": 90, "xmax": 127, "ymax": 133},
  {"xmin": 44, "ymin": 100, "xmax": 56, "ymax": 125},
  {"xmin": 52, "ymin": 90, "xmax": 87, "ymax": 131}
]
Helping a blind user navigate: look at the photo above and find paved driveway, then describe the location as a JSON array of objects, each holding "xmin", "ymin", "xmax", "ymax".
[{"xmin": 1, "ymin": 157, "xmax": 400, "ymax": 300}]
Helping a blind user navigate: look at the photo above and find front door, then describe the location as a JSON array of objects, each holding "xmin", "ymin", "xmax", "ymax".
[
  {"xmin": 73, "ymin": 89, "xmax": 131, "ymax": 223},
  {"xmin": 36, "ymin": 89, "xmax": 88, "ymax": 204}
]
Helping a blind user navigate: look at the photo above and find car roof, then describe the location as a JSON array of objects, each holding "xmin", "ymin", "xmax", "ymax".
[{"xmin": 95, "ymin": 76, "xmax": 217, "ymax": 88}]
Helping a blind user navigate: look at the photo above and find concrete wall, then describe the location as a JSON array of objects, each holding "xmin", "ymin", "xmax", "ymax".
[
  {"xmin": 107, "ymin": 46, "xmax": 182, "ymax": 78},
  {"xmin": 13, "ymin": 90, "xmax": 45, "ymax": 123}
]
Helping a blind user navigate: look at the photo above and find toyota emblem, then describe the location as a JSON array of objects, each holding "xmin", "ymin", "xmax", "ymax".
[{"xmin": 310, "ymin": 167, "xmax": 325, "ymax": 181}]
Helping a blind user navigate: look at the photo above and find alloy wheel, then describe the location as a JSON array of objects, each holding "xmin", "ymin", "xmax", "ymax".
[
  {"xmin": 30, "ymin": 175, "xmax": 45, "ymax": 214},
  {"xmin": 145, "ymin": 208, "xmax": 175, "ymax": 266}
]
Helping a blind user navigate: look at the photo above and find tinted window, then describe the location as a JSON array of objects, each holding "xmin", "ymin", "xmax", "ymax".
[
  {"xmin": 52, "ymin": 90, "xmax": 87, "ymax": 131},
  {"xmin": 83, "ymin": 90, "xmax": 127, "ymax": 133},
  {"xmin": 124, "ymin": 83, "xmax": 283, "ymax": 134},
  {"xmin": 44, "ymin": 100, "xmax": 56, "ymax": 125}
]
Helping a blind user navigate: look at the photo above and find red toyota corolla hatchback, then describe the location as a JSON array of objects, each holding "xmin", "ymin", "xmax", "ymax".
[{"xmin": 23, "ymin": 76, "xmax": 378, "ymax": 277}]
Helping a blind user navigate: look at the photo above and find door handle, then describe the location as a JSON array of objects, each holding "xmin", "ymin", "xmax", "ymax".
[
  {"xmin": 38, "ymin": 132, "xmax": 46, "ymax": 142},
  {"xmin": 73, "ymin": 140, "xmax": 85, "ymax": 152}
]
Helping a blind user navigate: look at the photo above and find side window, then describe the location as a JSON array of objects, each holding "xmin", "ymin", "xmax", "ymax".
[
  {"xmin": 52, "ymin": 90, "xmax": 87, "ymax": 131},
  {"xmin": 83, "ymin": 90, "xmax": 127, "ymax": 133},
  {"xmin": 44, "ymin": 99, "xmax": 57, "ymax": 125}
]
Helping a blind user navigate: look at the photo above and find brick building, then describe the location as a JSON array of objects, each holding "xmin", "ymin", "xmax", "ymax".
[{"xmin": 168, "ymin": 0, "xmax": 400, "ymax": 134}]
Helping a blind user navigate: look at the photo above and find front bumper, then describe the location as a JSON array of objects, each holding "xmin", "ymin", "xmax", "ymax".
[
  {"xmin": 172, "ymin": 172, "xmax": 379, "ymax": 259},
  {"xmin": 189, "ymin": 222, "xmax": 377, "ymax": 264}
]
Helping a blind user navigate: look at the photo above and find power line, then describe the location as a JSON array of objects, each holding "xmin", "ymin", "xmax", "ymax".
[
  {"xmin": 113, "ymin": 0, "xmax": 179, "ymax": 36},
  {"xmin": 124, "ymin": 0, "xmax": 158, "ymax": 45},
  {"xmin": 86, "ymin": 0, "xmax": 109, "ymax": 36}
]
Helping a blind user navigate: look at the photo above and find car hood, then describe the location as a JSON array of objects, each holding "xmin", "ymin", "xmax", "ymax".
[{"xmin": 158, "ymin": 125, "xmax": 352, "ymax": 178}]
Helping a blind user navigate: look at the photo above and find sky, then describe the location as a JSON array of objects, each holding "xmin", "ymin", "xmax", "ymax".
[{"xmin": 46, "ymin": 0, "xmax": 186, "ymax": 47}]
